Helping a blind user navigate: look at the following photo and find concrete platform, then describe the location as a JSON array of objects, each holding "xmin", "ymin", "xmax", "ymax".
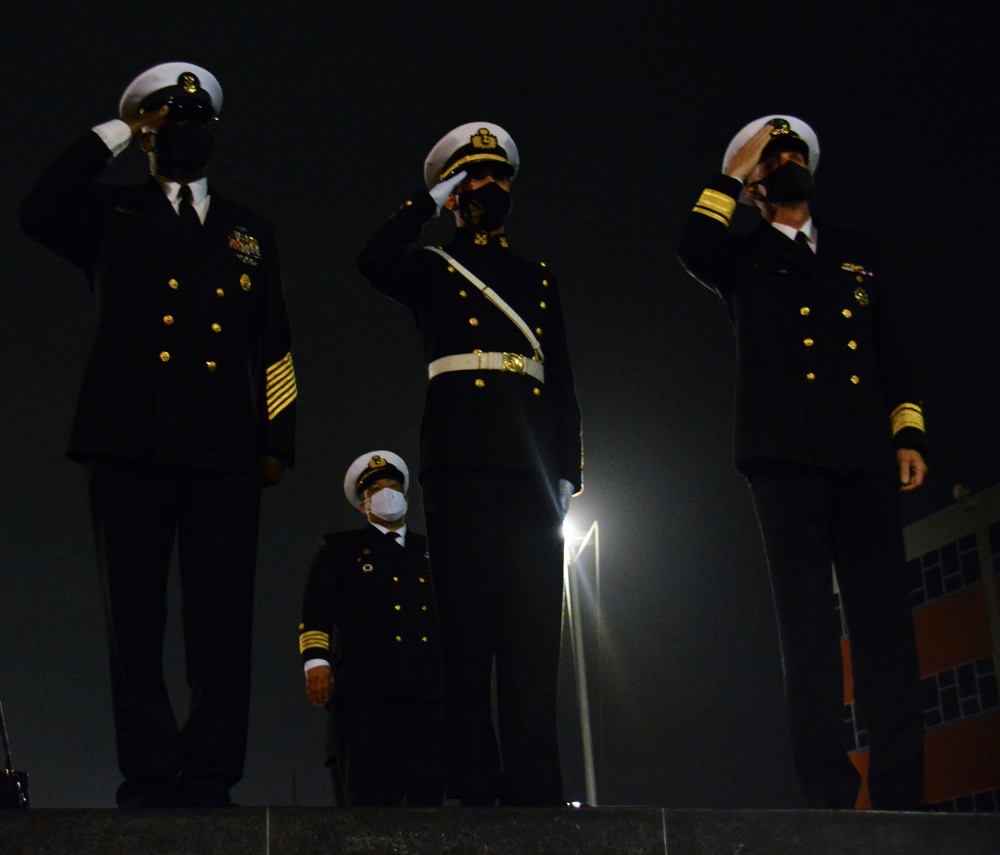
[{"xmin": 1, "ymin": 806, "xmax": 997, "ymax": 855}]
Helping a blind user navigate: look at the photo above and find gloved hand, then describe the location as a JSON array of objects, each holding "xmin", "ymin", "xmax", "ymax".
[
  {"xmin": 428, "ymin": 170, "xmax": 467, "ymax": 215},
  {"xmin": 558, "ymin": 479, "xmax": 574, "ymax": 518}
]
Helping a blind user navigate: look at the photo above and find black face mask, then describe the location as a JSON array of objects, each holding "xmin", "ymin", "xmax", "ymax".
[
  {"xmin": 456, "ymin": 181, "xmax": 511, "ymax": 232},
  {"xmin": 155, "ymin": 123, "xmax": 214, "ymax": 177},
  {"xmin": 751, "ymin": 160, "xmax": 814, "ymax": 203}
]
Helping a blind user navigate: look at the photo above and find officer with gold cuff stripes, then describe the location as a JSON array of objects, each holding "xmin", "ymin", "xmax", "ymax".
[
  {"xmin": 357, "ymin": 123, "xmax": 582, "ymax": 806},
  {"xmin": 678, "ymin": 116, "xmax": 926, "ymax": 810},
  {"xmin": 299, "ymin": 451, "xmax": 443, "ymax": 806},
  {"xmin": 19, "ymin": 63, "xmax": 296, "ymax": 808}
]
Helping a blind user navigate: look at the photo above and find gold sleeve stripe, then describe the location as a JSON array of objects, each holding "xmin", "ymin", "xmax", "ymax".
[
  {"xmin": 268, "ymin": 363, "xmax": 295, "ymax": 384},
  {"xmin": 693, "ymin": 207, "xmax": 731, "ymax": 227},
  {"xmin": 267, "ymin": 352, "xmax": 294, "ymax": 378},
  {"xmin": 268, "ymin": 374, "xmax": 297, "ymax": 401},
  {"xmin": 266, "ymin": 352, "xmax": 297, "ymax": 421},
  {"xmin": 890, "ymin": 402, "xmax": 925, "ymax": 435},
  {"xmin": 693, "ymin": 188, "xmax": 737, "ymax": 225},
  {"xmin": 268, "ymin": 388, "xmax": 297, "ymax": 420},
  {"xmin": 299, "ymin": 630, "xmax": 330, "ymax": 654}
]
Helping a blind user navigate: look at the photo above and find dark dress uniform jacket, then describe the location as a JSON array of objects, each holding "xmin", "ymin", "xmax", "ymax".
[
  {"xmin": 300, "ymin": 527, "xmax": 441, "ymax": 701},
  {"xmin": 677, "ymin": 174, "xmax": 923, "ymax": 480},
  {"xmin": 357, "ymin": 191, "xmax": 583, "ymax": 492},
  {"xmin": 19, "ymin": 130, "xmax": 296, "ymax": 474}
]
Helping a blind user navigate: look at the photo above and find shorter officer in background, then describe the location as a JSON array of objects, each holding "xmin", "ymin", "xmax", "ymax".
[{"xmin": 299, "ymin": 451, "xmax": 444, "ymax": 806}]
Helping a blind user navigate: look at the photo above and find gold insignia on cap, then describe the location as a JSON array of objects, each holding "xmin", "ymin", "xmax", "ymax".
[
  {"xmin": 472, "ymin": 128, "xmax": 498, "ymax": 149},
  {"xmin": 180, "ymin": 72, "xmax": 199, "ymax": 94},
  {"xmin": 769, "ymin": 118, "xmax": 792, "ymax": 136},
  {"xmin": 369, "ymin": 455, "xmax": 387, "ymax": 469}
]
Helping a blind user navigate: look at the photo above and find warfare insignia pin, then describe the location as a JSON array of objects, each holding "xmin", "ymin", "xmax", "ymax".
[
  {"xmin": 840, "ymin": 262, "xmax": 873, "ymax": 279},
  {"xmin": 854, "ymin": 287, "xmax": 869, "ymax": 306},
  {"xmin": 228, "ymin": 228, "xmax": 261, "ymax": 267}
]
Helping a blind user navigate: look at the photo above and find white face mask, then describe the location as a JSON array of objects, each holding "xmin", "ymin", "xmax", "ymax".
[{"xmin": 367, "ymin": 487, "xmax": 407, "ymax": 522}]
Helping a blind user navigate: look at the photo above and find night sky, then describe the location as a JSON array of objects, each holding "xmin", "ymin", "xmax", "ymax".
[{"xmin": 2, "ymin": 3, "xmax": 996, "ymax": 808}]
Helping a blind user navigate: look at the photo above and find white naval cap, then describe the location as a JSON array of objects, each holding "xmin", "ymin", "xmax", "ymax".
[
  {"xmin": 118, "ymin": 62, "xmax": 223, "ymax": 122},
  {"xmin": 343, "ymin": 451, "xmax": 410, "ymax": 508},
  {"xmin": 724, "ymin": 115, "xmax": 820, "ymax": 204},
  {"xmin": 424, "ymin": 122, "xmax": 520, "ymax": 189}
]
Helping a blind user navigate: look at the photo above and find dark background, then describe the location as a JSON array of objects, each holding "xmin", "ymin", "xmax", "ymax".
[{"xmin": 1, "ymin": 3, "xmax": 996, "ymax": 808}]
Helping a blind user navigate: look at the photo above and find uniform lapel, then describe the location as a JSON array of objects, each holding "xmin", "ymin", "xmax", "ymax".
[
  {"xmin": 805, "ymin": 218, "xmax": 848, "ymax": 296},
  {"xmin": 366, "ymin": 523, "xmax": 401, "ymax": 559},
  {"xmin": 132, "ymin": 179, "xmax": 211, "ymax": 261},
  {"xmin": 755, "ymin": 221, "xmax": 816, "ymax": 275}
]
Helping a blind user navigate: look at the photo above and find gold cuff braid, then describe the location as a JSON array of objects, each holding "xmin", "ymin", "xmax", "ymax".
[
  {"xmin": 890, "ymin": 402, "xmax": 925, "ymax": 435},
  {"xmin": 298, "ymin": 630, "xmax": 329, "ymax": 655},
  {"xmin": 693, "ymin": 188, "xmax": 737, "ymax": 226}
]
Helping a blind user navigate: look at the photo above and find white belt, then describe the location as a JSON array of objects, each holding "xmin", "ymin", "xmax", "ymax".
[{"xmin": 428, "ymin": 352, "xmax": 544, "ymax": 383}]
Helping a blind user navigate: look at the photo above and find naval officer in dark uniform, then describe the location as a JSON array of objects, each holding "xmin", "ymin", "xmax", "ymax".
[
  {"xmin": 677, "ymin": 116, "xmax": 926, "ymax": 810},
  {"xmin": 299, "ymin": 451, "xmax": 443, "ymax": 806},
  {"xmin": 357, "ymin": 124, "xmax": 583, "ymax": 805},
  {"xmin": 19, "ymin": 62, "xmax": 296, "ymax": 807}
]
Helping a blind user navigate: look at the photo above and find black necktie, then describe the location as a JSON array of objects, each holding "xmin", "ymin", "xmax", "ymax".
[
  {"xmin": 177, "ymin": 184, "xmax": 201, "ymax": 242},
  {"xmin": 384, "ymin": 530, "xmax": 401, "ymax": 545},
  {"xmin": 795, "ymin": 230, "xmax": 812, "ymax": 252}
]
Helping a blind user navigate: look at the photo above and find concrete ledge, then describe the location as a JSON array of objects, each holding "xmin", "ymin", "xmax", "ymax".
[{"xmin": 1, "ymin": 806, "xmax": 997, "ymax": 855}]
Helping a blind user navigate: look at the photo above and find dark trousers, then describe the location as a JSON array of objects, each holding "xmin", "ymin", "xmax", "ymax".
[
  {"xmin": 423, "ymin": 469, "xmax": 564, "ymax": 806},
  {"xmin": 88, "ymin": 458, "xmax": 261, "ymax": 804},
  {"xmin": 748, "ymin": 465, "xmax": 924, "ymax": 809},
  {"xmin": 328, "ymin": 697, "xmax": 444, "ymax": 806}
]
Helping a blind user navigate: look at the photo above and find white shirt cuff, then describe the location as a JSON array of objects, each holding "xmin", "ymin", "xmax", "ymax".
[
  {"xmin": 304, "ymin": 658, "xmax": 330, "ymax": 673},
  {"xmin": 91, "ymin": 119, "xmax": 132, "ymax": 157}
]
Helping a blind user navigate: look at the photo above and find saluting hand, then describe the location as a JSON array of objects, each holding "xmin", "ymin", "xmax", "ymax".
[
  {"xmin": 305, "ymin": 664, "xmax": 333, "ymax": 708},
  {"xmin": 428, "ymin": 169, "xmax": 468, "ymax": 215},
  {"xmin": 725, "ymin": 123, "xmax": 775, "ymax": 182},
  {"xmin": 126, "ymin": 104, "xmax": 169, "ymax": 136}
]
